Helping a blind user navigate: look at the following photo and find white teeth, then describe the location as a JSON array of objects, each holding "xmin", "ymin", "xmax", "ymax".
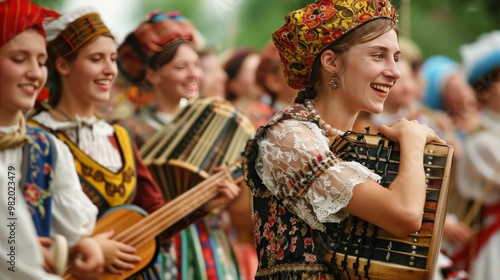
[
  {"xmin": 95, "ymin": 80, "xmax": 110, "ymax": 85},
  {"xmin": 372, "ymin": 84, "xmax": 390, "ymax": 93},
  {"xmin": 20, "ymin": 85, "xmax": 35, "ymax": 91}
]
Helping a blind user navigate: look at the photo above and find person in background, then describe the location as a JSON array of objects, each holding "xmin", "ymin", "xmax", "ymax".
[
  {"xmin": 242, "ymin": 0, "xmax": 445, "ymax": 278},
  {"xmin": 116, "ymin": 11, "xmax": 242, "ymax": 280},
  {"xmin": 0, "ymin": 1, "xmax": 103, "ymax": 279},
  {"xmin": 420, "ymin": 55, "xmax": 479, "ymax": 138},
  {"xmin": 30, "ymin": 8, "xmax": 237, "ymax": 278},
  {"xmin": 256, "ymin": 41, "xmax": 298, "ymax": 113},
  {"xmin": 454, "ymin": 30, "xmax": 500, "ymax": 280},
  {"xmin": 196, "ymin": 34, "xmax": 228, "ymax": 99},
  {"xmin": 223, "ymin": 48, "xmax": 274, "ymax": 129}
]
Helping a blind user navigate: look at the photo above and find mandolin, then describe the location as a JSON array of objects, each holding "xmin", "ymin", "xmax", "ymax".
[{"xmin": 63, "ymin": 159, "xmax": 243, "ymax": 280}]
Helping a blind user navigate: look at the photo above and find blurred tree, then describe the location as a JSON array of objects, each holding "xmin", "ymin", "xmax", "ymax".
[
  {"xmin": 39, "ymin": 0, "xmax": 499, "ymax": 61},
  {"xmin": 410, "ymin": 0, "xmax": 497, "ymax": 61},
  {"xmin": 32, "ymin": 0, "xmax": 64, "ymax": 9}
]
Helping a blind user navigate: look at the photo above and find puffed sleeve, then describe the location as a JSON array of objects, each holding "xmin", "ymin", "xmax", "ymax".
[
  {"xmin": 49, "ymin": 134, "xmax": 98, "ymax": 247},
  {"xmin": 255, "ymin": 119, "xmax": 380, "ymax": 231}
]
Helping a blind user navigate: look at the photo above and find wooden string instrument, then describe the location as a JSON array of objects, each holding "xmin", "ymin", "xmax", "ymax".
[
  {"xmin": 63, "ymin": 159, "xmax": 243, "ymax": 280},
  {"xmin": 315, "ymin": 131, "xmax": 454, "ymax": 280}
]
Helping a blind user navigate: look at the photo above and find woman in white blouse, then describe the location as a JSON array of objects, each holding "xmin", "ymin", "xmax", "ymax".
[
  {"xmin": 0, "ymin": 1, "xmax": 102, "ymax": 279},
  {"xmin": 242, "ymin": 1, "xmax": 445, "ymax": 279}
]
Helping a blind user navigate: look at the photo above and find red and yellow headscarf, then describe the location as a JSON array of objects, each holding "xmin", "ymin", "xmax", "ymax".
[
  {"xmin": 0, "ymin": 0, "xmax": 59, "ymax": 48},
  {"xmin": 272, "ymin": 0, "xmax": 398, "ymax": 90}
]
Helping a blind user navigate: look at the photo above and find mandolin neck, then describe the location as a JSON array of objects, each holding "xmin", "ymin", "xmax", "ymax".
[{"xmin": 112, "ymin": 163, "xmax": 242, "ymax": 247}]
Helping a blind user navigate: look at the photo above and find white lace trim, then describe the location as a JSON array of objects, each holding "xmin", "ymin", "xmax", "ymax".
[
  {"xmin": 256, "ymin": 118, "xmax": 381, "ymax": 231},
  {"xmin": 32, "ymin": 112, "xmax": 123, "ymax": 172}
]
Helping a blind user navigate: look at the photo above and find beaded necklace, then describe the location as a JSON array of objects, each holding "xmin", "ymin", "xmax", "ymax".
[{"xmin": 304, "ymin": 99, "xmax": 345, "ymax": 137}]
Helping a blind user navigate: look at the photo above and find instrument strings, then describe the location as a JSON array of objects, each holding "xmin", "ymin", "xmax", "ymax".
[{"xmin": 113, "ymin": 169, "xmax": 228, "ymax": 247}]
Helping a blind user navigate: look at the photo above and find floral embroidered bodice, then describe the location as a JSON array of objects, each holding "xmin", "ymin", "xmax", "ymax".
[{"xmin": 243, "ymin": 103, "xmax": 380, "ymax": 278}]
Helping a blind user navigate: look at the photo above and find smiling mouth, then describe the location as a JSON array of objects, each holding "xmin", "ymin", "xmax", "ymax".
[
  {"xmin": 20, "ymin": 84, "xmax": 36, "ymax": 91},
  {"xmin": 185, "ymin": 82, "xmax": 198, "ymax": 89},
  {"xmin": 371, "ymin": 84, "xmax": 391, "ymax": 93},
  {"xmin": 95, "ymin": 80, "xmax": 111, "ymax": 86}
]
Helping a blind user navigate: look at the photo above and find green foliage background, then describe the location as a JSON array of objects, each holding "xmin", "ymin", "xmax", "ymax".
[{"xmin": 35, "ymin": 0, "xmax": 499, "ymax": 62}]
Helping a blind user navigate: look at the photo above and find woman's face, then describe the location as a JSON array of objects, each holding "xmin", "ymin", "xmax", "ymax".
[
  {"xmin": 0, "ymin": 29, "xmax": 47, "ymax": 114},
  {"xmin": 228, "ymin": 53, "xmax": 263, "ymax": 101},
  {"xmin": 339, "ymin": 29, "xmax": 401, "ymax": 114},
  {"xmin": 200, "ymin": 53, "xmax": 227, "ymax": 98},
  {"xmin": 62, "ymin": 36, "xmax": 117, "ymax": 104},
  {"xmin": 154, "ymin": 44, "xmax": 202, "ymax": 102}
]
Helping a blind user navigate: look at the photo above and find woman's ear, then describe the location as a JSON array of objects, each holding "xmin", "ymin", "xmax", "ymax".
[
  {"xmin": 145, "ymin": 69, "xmax": 160, "ymax": 86},
  {"xmin": 320, "ymin": 49, "xmax": 340, "ymax": 74},
  {"xmin": 55, "ymin": 57, "xmax": 69, "ymax": 76}
]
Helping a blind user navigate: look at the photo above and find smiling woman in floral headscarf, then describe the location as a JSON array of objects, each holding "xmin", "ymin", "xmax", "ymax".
[{"xmin": 242, "ymin": 0, "xmax": 445, "ymax": 279}]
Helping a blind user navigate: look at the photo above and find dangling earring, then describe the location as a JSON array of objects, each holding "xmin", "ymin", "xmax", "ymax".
[{"xmin": 328, "ymin": 73, "xmax": 340, "ymax": 91}]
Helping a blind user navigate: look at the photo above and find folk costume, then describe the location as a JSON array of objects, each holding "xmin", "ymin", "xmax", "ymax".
[
  {"xmin": 455, "ymin": 31, "xmax": 500, "ymax": 280},
  {"xmin": 242, "ymin": 1, "xmax": 398, "ymax": 278},
  {"xmin": 117, "ymin": 12, "xmax": 241, "ymax": 280},
  {"xmin": 118, "ymin": 100, "xmax": 240, "ymax": 280},
  {"xmin": 30, "ymin": 8, "xmax": 203, "ymax": 279},
  {"xmin": 0, "ymin": 1, "xmax": 96, "ymax": 279}
]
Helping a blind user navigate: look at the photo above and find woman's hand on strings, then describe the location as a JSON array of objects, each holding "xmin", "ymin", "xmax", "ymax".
[
  {"xmin": 204, "ymin": 179, "xmax": 240, "ymax": 211},
  {"xmin": 92, "ymin": 230, "xmax": 141, "ymax": 275}
]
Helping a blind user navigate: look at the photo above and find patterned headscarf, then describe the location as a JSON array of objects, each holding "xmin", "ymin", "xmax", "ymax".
[
  {"xmin": 44, "ymin": 6, "xmax": 112, "ymax": 58},
  {"xmin": 117, "ymin": 11, "xmax": 195, "ymax": 84},
  {"xmin": 272, "ymin": 0, "xmax": 398, "ymax": 90},
  {"xmin": 0, "ymin": 0, "xmax": 59, "ymax": 48}
]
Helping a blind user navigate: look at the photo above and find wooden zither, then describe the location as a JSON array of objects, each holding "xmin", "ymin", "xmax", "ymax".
[
  {"xmin": 314, "ymin": 131, "xmax": 454, "ymax": 280},
  {"xmin": 140, "ymin": 97, "xmax": 255, "ymax": 200}
]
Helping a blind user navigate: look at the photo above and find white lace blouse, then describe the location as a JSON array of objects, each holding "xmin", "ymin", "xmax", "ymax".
[{"xmin": 255, "ymin": 118, "xmax": 381, "ymax": 231}]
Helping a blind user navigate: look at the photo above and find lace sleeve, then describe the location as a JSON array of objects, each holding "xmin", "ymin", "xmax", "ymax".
[{"xmin": 255, "ymin": 119, "xmax": 381, "ymax": 231}]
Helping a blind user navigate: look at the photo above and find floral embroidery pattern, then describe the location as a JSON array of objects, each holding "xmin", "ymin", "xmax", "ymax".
[
  {"xmin": 243, "ymin": 104, "xmax": 378, "ymax": 279},
  {"xmin": 23, "ymin": 126, "xmax": 55, "ymax": 236}
]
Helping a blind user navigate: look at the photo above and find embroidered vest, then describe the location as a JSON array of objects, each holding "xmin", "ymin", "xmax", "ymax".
[
  {"xmin": 242, "ymin": 104, "xmax": 333, "ymax": 278},
  {"xmin": 29, "ymin": 120, "xmax": 137, "ymax": 215},
  {"xmin": 20, "ymin": 125, "xmax": 57, "ymax": 237},
  {"xmin": 58, "ymin": 125, "xmax": 137, "ymax": 215}
]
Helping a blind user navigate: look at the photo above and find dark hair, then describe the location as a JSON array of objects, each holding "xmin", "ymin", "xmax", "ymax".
[
  {"xmin": 46, "ymin": 34, "xmax": 114, "ymax": 107},
  {"xmin": 223, "ymin": 49, "xmax": 258, "ymax": 101},
  {"xmin": 472, "ymin": 67, "xmax": 500, "ymax": 104},
  {"xmin": 295, "ymin": 18, "xmax": 399, "ymax": 103},
  {"xmin": 140, "ymin": 39, "xmax": 195, "ymax": 91}
]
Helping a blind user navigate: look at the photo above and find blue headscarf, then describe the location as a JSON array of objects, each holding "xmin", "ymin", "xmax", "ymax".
[{"xmin": 421, "ymin": 55, "xmax": 459, "ymax": 110}]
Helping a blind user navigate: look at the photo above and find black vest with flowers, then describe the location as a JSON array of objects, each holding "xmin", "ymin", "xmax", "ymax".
[{"xmin": 242, "ymin": 103, "xmax": 334, "ymax": 279}]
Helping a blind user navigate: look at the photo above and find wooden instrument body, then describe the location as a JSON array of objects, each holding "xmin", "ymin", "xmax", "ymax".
[
  {"xmin": 64, "ymin": 160, "xmax": 241, "ymax": 280},
  {"xmin": 64, "ymin": 205, "xmax": 158, "ymax": 280},
  {"xmin": 315, "ymin": 132, "xmax": 454, "ymax": 280}
]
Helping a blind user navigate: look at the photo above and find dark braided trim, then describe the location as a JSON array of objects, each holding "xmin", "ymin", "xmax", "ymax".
[{"xmin": 276, "ymin": 152, "xmax": 338, "ymax": 205}]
